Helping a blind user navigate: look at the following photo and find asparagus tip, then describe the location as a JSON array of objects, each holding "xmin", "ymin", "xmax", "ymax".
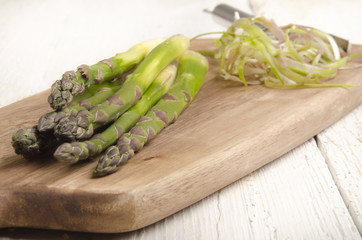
[
  {"xmin": 48, "ymin": 73, "xmax": 85, "ymax": 110},
  {"xmin": 54, "ymin": 114, "xmax": 94, "ymax": 142},
  {"xmin": 93, "ymin": 144, "xmax": 135, "ymax": 177},
  {"xmin": 11, "ymin": 127, "xmax": 43, "ymax": 158},
  {"xmin": 54, "ymin": 142, "xmax": 89, "ymax": 164},
  {"xmin": 38, "ymin": 112, "xmax": 59, "ymax": 132},
  {"xmin": 92, "ymin": 146, "xmax": 123, "ymax": 177}
]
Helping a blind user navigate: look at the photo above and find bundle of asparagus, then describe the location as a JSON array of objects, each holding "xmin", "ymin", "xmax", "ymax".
[
  {"xmin": 53, "ymin": 34, "xmax": 190, "ymax": 142},
  {"xmin": 11, "ymin": 34, "xmax": 209, "ymax": 178},
  {"xmin": 54, "ymin": 64, "xmax": 178, "ymax": 163}
]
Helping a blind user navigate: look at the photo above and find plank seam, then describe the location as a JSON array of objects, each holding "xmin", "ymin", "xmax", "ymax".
[
  {"xmin": 314, "ymin": 135, "xmax": 361, "ymax": 234},
  {"xmin": 216, "ymin": 191, "xmax": 221, "ymax": 240}
]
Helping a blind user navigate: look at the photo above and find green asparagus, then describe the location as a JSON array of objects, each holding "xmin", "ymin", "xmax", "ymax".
[
  {"xmin": 12, "ymin": 80, "xmax": 124, "ymax": 157},
  {"xmin": 38, "ymin": 79, "xmax": 123, "ymax": 133},
  {"xmin": 54, "ymin": 34, "xmax": 190, "ymax": 142},
  {"xmin": 54, "ymin": 64, "xmax": 177, "ymax": 163},
  {"xmin": 93, "ymin": 50, "xmax": 209, "ymax": 177},
  {"xmin": 48, "ymin": 38, "xmax": 165, "ymax": 110}
]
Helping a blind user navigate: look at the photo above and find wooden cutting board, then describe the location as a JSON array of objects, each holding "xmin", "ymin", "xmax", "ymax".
[{"xmin": 0, "ymin": 39, "xmax": 361, "ymax": 233}]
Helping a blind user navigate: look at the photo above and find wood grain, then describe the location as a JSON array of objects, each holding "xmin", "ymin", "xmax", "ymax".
[{"xmin": 0, "ymin": 39, "xmax": 361, "ymax": 233}]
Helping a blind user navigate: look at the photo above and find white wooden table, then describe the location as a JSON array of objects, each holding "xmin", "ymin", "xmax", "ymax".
[{"xmin": 0, "ymin": 0, "xmax": 361, "ymax": 239}]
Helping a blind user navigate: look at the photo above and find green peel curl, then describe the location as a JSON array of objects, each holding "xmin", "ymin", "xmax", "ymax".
[{"xmin": 195, "ymin": 17, "xmax": 360, "ymax": 89}]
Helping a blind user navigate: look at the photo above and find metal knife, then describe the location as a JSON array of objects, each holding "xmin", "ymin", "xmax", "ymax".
[{"xmin": 204, "ymin": 3, "xmax": 351, "ymax": 53}]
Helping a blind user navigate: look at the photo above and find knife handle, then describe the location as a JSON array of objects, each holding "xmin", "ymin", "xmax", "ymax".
[
  {"xmin": 206, "ymin": 4, "xmax": 267, "ymax": 30},
  {"xmin": 210, "ymin": 3, "xmax": 254, "ymax": 22}
]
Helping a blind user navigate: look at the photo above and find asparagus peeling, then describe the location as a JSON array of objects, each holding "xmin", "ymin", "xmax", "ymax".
[
  {"xmin": 214, "ymin": 17, "xmax": 360, "ymax": 88},
  {"xmin": 54, "ymin": 34, "xmax": 190, "ymax": 142},
  {"xmin": 48, "ymin": 38, "xmax": 165, "ymax": 110},
  {"xmin": 93, "ymin": 50, "xmax": 209, "ymax": 177},
  {"xmin": 53, "ymin": 64, "xmax": 177, "ymax": 163}
]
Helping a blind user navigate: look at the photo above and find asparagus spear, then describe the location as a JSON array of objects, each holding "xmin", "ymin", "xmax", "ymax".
[
  {"xmin": 38, "ymin": 79, "xmax": 123, "ymax": 133},
  {"xmin": 93, "ymin": 50, "xmax": 209, "ymax": 177},
  {"xmin": 12, "ymin": 80, "xmax": 123, "ymax": 158},
  {"xmin": 54, "ymin": 34, "xmax": 190, "ymax": 142},
  {"xmin": 11, "ymin": 126, "xmax": 57, "ymax": 158},
  {"xmin": 48, "ymin": 38, "xmax": 165, "ymax": 110},
  {"xmin": 53, "ymin": 64, "xmax": 177, "ymax": 163}
]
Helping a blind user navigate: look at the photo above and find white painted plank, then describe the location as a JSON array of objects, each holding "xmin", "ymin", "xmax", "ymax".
[
  {"xmin": 130, "ymin": 195, "xmax": 220, "ymax": 240},
  {"xmin": 217, "ymin": 138, "xmax": 360, "ymax": 239},
  {"xmin": 317, "ymin": 104, "xmax": 362, "ymax": 233}
]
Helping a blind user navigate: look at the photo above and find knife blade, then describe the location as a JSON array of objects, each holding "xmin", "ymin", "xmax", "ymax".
[{"xmin": 204, "ymin": 3, "xmax": 351, "ymax": 54}]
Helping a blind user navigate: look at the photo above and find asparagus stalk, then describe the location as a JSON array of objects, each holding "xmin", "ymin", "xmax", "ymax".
[
  {"xmin": 69, "ymin": 78, "xmax": 125, "ymax": 104},
  {"xmin": 48, "ymin": 38, "xmax": 165, "ymax": 110},
  {"xmin": 93, "ymin": 50, "xmax": 209, "ymax": 177},
  {"xmin": 12, "ymin": 80, "xmax": 123, "ymax": 158},
  {"xmin": 38, "ymin": 80, "xmax": 123, "ymax": 133},
  {"xmin": 54, "ymin": 64, "xmax": 177, "ymax": 163},
  {"xmin": 54, "ymin": 34, "xmax": 190, "ymax": 142}
]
